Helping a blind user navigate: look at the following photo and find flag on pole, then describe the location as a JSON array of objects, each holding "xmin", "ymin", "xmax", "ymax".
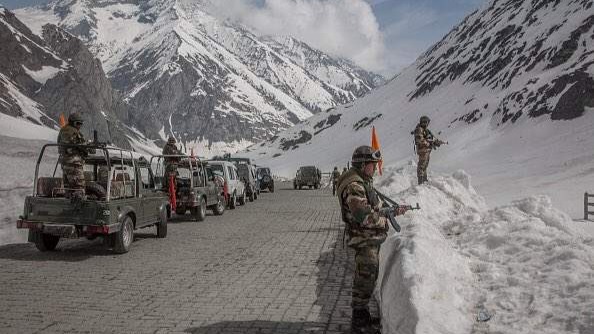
[
  {"xmin": 371, "ymin": 126, "xmax": 383, "ymax": 175},
  {"xmin": 59, "ymin": 113, "xmax": 67, "ymax": 128}
]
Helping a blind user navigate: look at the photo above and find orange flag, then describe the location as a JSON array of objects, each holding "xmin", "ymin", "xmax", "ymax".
[
  {"xmin": 58, "ymin": 113, "xmax": 67, "ymax": 128},
  {"xmin": 371, "ymin": 126, "xmax": 383, "ymax": 175}
]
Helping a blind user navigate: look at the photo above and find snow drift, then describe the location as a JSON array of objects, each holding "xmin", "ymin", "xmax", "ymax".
[{"xmin": 376, "ymin": 163, "xmax": 593, "ymax": 333}]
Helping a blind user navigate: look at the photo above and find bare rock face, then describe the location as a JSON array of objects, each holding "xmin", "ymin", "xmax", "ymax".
[{"xmin": 0, "ymin": 8, "xmax": 137, "ymax": 148}]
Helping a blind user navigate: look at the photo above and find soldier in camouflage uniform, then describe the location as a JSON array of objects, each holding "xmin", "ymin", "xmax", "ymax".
[
  {"xmin": 336, "ymin": 146, "xmax": 407, "ymax": 334},
  {"xmin": 414, "ymin": 115, "xmax": 445, "ymax": 185},
  {"xmin": 331, "ymin": 166, "xmax": 341, "ymax": 196},
  {"xmin": 162, "ymin": 136, "xmax": 181, "ymax": 190},
  {"xmin": 57, "ymin": 113, "xmax": 91, "ymax": 199}
]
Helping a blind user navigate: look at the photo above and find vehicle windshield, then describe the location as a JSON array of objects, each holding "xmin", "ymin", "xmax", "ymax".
[
  {"xmin": 257, "ymin": 168, "xmax": 270, "ymax": 176},
  {"xmin": 301, "ymin": 167, "xmax": 317, "ymax": 176},
  {"xmin": 237, "ymin": 165, "xmax": 250, "ymax": 180},
  {"xmin": 210, "ymin": 164, "xmax": 224, "ymax": 176}
]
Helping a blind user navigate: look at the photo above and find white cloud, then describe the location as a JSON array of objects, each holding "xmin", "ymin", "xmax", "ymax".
[{"xmin": 206, "ymin": 0, "xmax": 387, "ymax": 73}]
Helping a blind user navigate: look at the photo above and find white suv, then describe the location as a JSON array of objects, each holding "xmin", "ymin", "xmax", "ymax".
[{"xmin": 208, "ymin": 161, "xmax": 246, "ymax": 209}]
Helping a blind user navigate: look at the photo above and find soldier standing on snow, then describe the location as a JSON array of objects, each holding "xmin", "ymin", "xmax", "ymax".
[
  {"xmin": 336, "ymin": 146, "xmax": 407, "ymax": 334},
  {"xmin": 162, "ymin": 136, "xmax": 181, "ymax": 189},
  {"xmin": 332, "ymin": 166, "xmax": 341, "ymax": 196},
  {"xmin": 414, "ymin": 115, "xmax": 446, "ymax": 185},
  {"xmin": 58, "ymin": 112, "xmax": 92, "ymax": 199}
]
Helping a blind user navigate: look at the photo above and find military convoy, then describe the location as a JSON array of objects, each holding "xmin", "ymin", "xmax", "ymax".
[{"xmin": 16, "ymin": 144, "xmax": 278, "ymax": 254}]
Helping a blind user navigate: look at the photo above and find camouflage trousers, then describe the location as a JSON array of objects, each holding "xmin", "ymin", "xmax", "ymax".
[
  {"xmin": 61, "ymin": 163, "xmax": 85, "ymax": 197},
  {"xmin": 417, "ymin": 151, "xmax": 431, "ymax": 184},
  {"xmin": 352, "ymin": 244, "xmax": 380, "ymax": 310}
]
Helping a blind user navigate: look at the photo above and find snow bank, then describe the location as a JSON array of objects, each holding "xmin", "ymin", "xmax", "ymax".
[{"xmin": 376, "ymin": 163, "xmax": 594, "ymax": 333}]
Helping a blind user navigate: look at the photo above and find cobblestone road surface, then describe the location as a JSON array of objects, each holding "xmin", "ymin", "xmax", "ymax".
[{"xmin": 0, "ymin": 182, "xmax": 373, "ymax": 334}]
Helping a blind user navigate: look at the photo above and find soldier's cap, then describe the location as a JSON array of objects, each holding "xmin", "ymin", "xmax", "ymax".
[
  {"xmin": 167, "ymin": 136, "xmax": 176, "ymax": 144},
  {"xmin": 420, "ymin": 115, "xmax": 430, "ymax": 123},
  {"xmin": 352, "ymin": 145, "xmax": 382, "ymax": 163}
]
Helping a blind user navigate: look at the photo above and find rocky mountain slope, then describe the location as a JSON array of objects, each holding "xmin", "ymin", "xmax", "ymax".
[
  {"xmin": 0, "ymin": 7, "xmax": 145, "ymax": 148},
  {"xmin": 16, "ymin": 0, "xmax": 383, "ymax": 154},
  {"xmin": 243, "ymin": 0, "xmax": 594, "ymax": 217}
]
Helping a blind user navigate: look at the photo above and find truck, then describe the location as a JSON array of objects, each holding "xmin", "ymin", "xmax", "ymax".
[{"xmin": 294, "ymin": 166, "xmax": 322, "ymax": 190}]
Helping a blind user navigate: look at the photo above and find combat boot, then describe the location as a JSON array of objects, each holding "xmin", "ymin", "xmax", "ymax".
[
  {"xmin": 352, "ymin": 309, "xmax": 381, "ymax": 334},
  {"xmin": 418, "ymin": 176, "xmax": 425, "ymax": 185}
]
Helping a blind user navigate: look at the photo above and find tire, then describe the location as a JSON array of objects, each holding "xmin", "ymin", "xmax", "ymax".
[
  {"xmin": 34, "ymin": 232, "xmax": 60, "ymax": 252},
  {"xmin": 253, "ymin": 190, "xmax": 258, "ymax": 200},
  {"xmin": 192, "ymin": 197, "xmax": 207, "ymax": 222},
  {"xmin": 239, "ymin": 190, "xmax": 247, "ymax": 206},
  {"xmin": 113, "ymin": 215, "xmax": 134, "ymax": 254},
  {"xmin": 229, "ymin": 192, "xmax": 236, "ymax": 209},
  {"xmin": 315, "ymin": 183, "xmax": 320, "ymax": 189},
  {"xmin": 176, "ymin": 206, "xmax": 186, "ymax": 215},
  {"xmin": 293, "ymin": 183, "xmax": 297, "ymax": 190},
  {"xmin": 157, "ymin": 210, "xmax": 167, "ymax": 238},
  {"xmin": 212, "ymin": 196, "xmax": 225, "ymax": 216},
  {"xmin": 298, "ymin": 185, "xmax": 302, "ymax": 190},
  {"xmin": 270, "ymin": 185, "xmax": 275, "ymax": 193},
  {"xmin": 248, "ymin": 188, "xmax": 255, "ymax": 202}
]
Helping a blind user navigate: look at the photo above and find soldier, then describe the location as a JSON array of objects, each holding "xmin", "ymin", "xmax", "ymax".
[
  {"xmin": 336, "ymin": 146, "xmax": 407, "ymax": 334},
  {"xmin": 332, "ymin": 166, "xmax": 341, "ymax": 196},
  {"xmin": 162, "ymin": 136, "xmax": 181, "ymax": 189},
  {"xmin": 58, "ymin": 112, "xmax": 91, "ymax": 199},
  {"xmin": 414, "ymin": 115, "xmax": 446, "ymax": 185}
]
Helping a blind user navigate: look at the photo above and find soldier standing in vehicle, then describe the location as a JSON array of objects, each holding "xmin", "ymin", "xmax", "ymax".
[
  {"xmin": 332, "ymin": 166, "xmax": 341, "ymax": 196},
  {"xmin": 414, "ymin": 115, "xmax": 446, "ymax": 185},
  {"xmin": 162, "ymin": 136, "xmax": 181, "ymax": 189},
  {"xmin": 336, "ymin": 146, "xmax": 407, "ymax": 334},
  {"xmin": 57, "ymin": 112, "xmax": 90, "ymax": 199}
]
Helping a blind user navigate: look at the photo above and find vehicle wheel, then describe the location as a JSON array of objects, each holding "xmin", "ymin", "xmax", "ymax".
[
  {"xmin": 229, "ymin": 192, "xmax": 237, "ymax": 209},
  {"xmin": 294, "ymin": 183, "xmax": 297, "ymax": 190},
  {"xmin": 298, "ymin": 185, "xmax": 302, "ymax": 190},
  {"xmin": 239, "ymin": 190, "xmax": 247, "ymax": 206},
  {"xmin": 113, "ymin": 215, "xmax": 134, "ymax": 254},
  {"xmin": 34, "ymin": 232, "xmax": 60, "ymax": 252},
  {"xmin": 212, "ymin": 196, "xmax": 225, "ymax": 216},
  {"xmin": 157, "ymin": 209, "xmax": 168, "ymax": 238},
  {"xmin": 315, "ymin": 183, "xmax": 320, "ymax": 189},
  {"xmin": 249, "ymin": 189, "xmax": 255, "ymax": 202},
  {"xmin": 192, "ymin": 197, "xmax": 207, "ymax": 222},
  {"xmin": 253, "ymin": 190, "xmax": 258, "ymax": 200},
  {"xmin": 176, "ymin": 205, "xmax": 186, "ymax": 215},
  {"xmin": 270, "ymin": 185, "xmax": 275, "ymax": 193}
]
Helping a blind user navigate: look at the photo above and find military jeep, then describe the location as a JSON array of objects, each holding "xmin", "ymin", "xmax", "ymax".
[
  {"xmin": 294, "ymin": 166, "xmax": 321, "ymax": 190},
  {"xmin": 256, "ymin": 167, "xmax": 274, "ymax": 193},
  {"xmin": 16, "ymin": 144, "xmax": 170, "ymax": 254},
  {"xmin": 152, "ymin": 155, "xmax": 225, "ymax": 221}
]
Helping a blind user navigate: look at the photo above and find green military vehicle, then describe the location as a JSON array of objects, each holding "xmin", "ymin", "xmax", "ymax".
[
  {"xmin": 294, "ymin": 166, "xmax": 322, "ymax": 189},
  {"xmin": 17, "ymin": 144, "xmax": 170, "ymax": 254},
  {"xmin": 152, "ymin": 155, "xmax": 225, "ymax": 221}
]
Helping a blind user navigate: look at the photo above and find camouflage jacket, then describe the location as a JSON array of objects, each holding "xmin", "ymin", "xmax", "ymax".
[
  {"xmin": 332, "ymin": 170, "xmax": 341, "ymax": 182},
  {"xmin": 162, "ymin": 143, "xmax": 181, "ymax": 164},
  {"xmin": 336, "ymin": 168, "xmax": 388, "ymax": 247},
  {"xmin": 57, "ymin": 124, "xmax": 88, "ymax": 165},
  {"xmin": 414, "ymin": 125, "xmax": 433, "ymax": 154}
]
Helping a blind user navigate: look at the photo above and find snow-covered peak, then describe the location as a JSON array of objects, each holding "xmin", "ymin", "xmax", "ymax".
[
  {"xmin": 243, "ymin": 0, "xmax": 594, "ymax": 218},
  {"xmin": 16, "ymin": 0, "xmax": 383, "ymax": 155}
]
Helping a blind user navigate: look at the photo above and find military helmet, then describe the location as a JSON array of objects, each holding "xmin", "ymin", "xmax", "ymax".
[
  {"xmin": 68, "ymin": 112, "xmax": 84, "ymax": 124},
  {"xmin": 167, "ymin": 136, "xmax": 176, "ymax": 144},
  {"xmin": 352, "ymin": 145, "xmax": 382, "ymax": 163},
  {"xmin": 420, "ymin": 115, "xmax": 430, "ymax": 123}
]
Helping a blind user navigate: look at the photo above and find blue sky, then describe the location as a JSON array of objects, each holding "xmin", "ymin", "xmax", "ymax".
[{"xmin": 1, "ymin": 0, "xmax": 488, "ymax": 75}]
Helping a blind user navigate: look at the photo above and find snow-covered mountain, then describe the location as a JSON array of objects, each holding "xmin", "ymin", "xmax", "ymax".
[
  {"xmin": 244, "ymin": 0, "xmax": 594, "ymax": 217},
  {"xmin": 15, "ymin": 0, "xmax": 383, "ymax": 155},
  {"xmin": 0, "ymin": 7, "xmax": 147, "ymax": 148}
]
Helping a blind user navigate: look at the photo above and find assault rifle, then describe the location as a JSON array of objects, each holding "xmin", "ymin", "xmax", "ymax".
[
  {"xmin": 374, "ymin": 188, "xmax": 421, "ymax": 233},
  {"xmin": 429, "ymin": 138, "xmax": 448, "ymax": 150}
]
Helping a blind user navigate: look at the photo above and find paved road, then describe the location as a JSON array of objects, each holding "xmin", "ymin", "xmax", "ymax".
[{"xmin": 0, "ymin": 182, "xmax": 372, "ymax": 334}]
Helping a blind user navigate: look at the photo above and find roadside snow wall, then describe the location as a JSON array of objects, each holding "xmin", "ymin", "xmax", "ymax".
[{"xmin": 376, "ymin": 162, "xmax": 594, "ymax": 334}]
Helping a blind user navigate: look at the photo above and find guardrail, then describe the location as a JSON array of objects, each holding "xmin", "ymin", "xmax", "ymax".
[{"xmin": 585, "ymin": 192, "xmax": 594, "ymax": 220}]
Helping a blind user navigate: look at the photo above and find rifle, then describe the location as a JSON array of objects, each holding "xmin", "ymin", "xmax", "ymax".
[{"xmin": 374, "ymin": 188, "xmax": 421, "ymax": 232}]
